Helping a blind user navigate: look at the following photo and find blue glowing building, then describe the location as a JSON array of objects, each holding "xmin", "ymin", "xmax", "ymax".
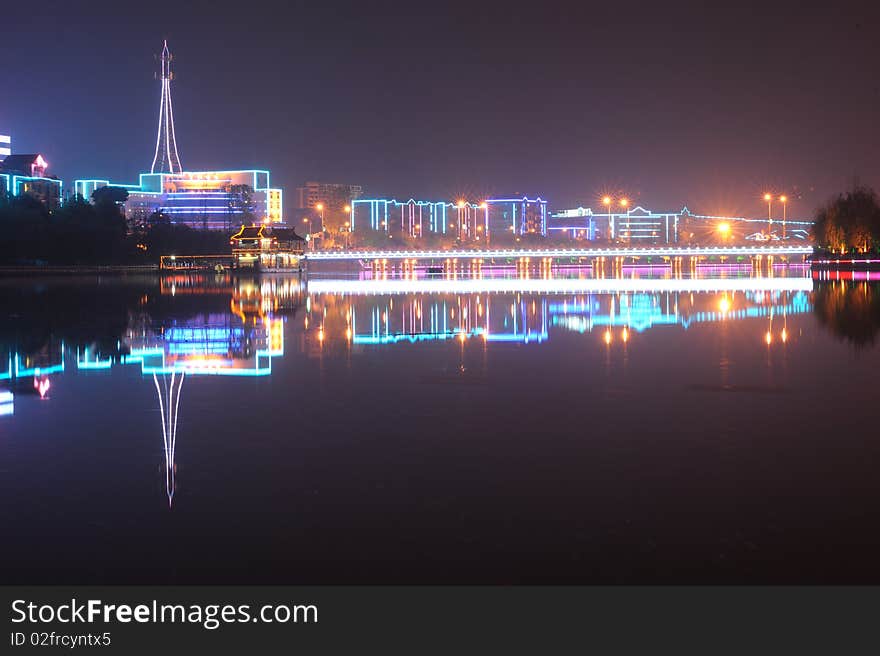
[
  {"xmin": 74, "ymin": 170, "xmax": 284, "ymax": 231},
  {"xmin": 0, "ymin": 153, "xmax": 63, "ymax": 209},
  {"xmin": 350, "ymin": 196, "xmax": 548, "ymax": 240}
]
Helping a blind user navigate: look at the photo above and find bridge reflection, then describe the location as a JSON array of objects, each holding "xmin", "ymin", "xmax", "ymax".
[{"xmin": 304, "ymin": 277, "xmax": 812, "ymax": 348}]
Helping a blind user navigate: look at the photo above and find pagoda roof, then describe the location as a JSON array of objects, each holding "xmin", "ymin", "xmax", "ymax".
[
  {"xmin": 268, "ymin": 227, "xmax": 305, "ymax": 241},
  {"xmin": 230, "ymin": 225, "xmax": 265, "ymax": 240}
]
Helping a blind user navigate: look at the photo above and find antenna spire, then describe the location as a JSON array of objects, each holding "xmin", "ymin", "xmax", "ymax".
[{"xmin": 151, "ymin": 40, "xmax": 183, "ymax": 174}]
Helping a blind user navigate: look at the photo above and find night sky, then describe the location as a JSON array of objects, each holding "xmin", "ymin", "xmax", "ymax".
[{"xmin": 4, "ymin": 0, "xmax": 878, "ymax": 217}]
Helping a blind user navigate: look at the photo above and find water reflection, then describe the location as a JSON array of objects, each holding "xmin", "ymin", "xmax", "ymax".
[
  {"xmin": 304, "ymin": 277, "xmax": 812, "ymax": 348},
  {"xmin": 813, "ymin": 276, "xmax": 880, "ymax": 347},
  {"xmin": 0, "ymin": 275, "xmax": 302, "ymax": 505},
  {"xmin": 2, "ymin": 269, "xmax": 878, "ymax": 510}
]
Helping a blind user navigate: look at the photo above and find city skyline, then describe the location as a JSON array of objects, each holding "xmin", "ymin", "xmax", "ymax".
[{"xmin": 4, "ymin": 1, "xmax": 878, "ymax": 218}]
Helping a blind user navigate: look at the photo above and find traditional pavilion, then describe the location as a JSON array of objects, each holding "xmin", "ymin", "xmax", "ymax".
[{"xmin": 230, "ymin": 224, "xmax": 305, "ymax": 271}]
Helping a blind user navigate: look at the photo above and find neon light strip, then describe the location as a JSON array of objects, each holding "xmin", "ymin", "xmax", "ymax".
[
  {"xmin": 306, "ymin": 276, "xmax": 813, "ymax": 295},
  {"xmin": 306, "ymin": 245, "xmax": 813, "ymax": 261}
]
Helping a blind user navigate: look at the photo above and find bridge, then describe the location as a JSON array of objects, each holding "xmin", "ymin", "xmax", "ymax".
[{"xmin": 304, "ymin": 245, "xmax": 813, "ymax": 262}]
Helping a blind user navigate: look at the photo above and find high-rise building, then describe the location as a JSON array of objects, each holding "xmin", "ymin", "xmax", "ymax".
[
  {"xmin": 0, "ymin": 133, "xmax": 10, "ymax": 162},
  {"xmin": 296, "ymin": 182, "xmax": 363, "ymax": 234},
  {"xmin": 297, "ymin": 182, "xmax": 362, "ymax": 212}
]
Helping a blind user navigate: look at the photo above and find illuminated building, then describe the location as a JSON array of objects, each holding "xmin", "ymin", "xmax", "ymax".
[
  {"xmin": 614, "ymin": 206, "xmax": 678, "ymax": 242},
  {"xmin": 73, "ymin": 179, "xmax": 109, "ymax": 202},
  {"xmin": 73, "ymin": 43, "xmax": 283, "ymax": 230},
  {"xmin": 75, "ymin": 171, "xmax": 284, "ymax": 230},
  {"xmin": 0, "ymin": 133, "xmax": 10, "ymax": 162},
  {"xmin": 350, "ymin": 196, "xmax": 548, "ymax": 239},
  {"xmin": 485, "ymin": 197, "xmax": 548, "ymax": 237},
  {"xmin": 548, "ymin": 206, "xmax": 813, "ymax": 244},
  {"xmin": 351, "ymin": 198, "xmax": 449, "ymax": 235},
  {"xmin": 548, "ymin": 205, "xmax": 679, "ymax": 243},
  {"xmin": 0, "ymin": 154, "xmax": 62, "ymax": 209},
  {"xmin": 230, "ymin": 224, "xmax": 305, "ymax": 271}
]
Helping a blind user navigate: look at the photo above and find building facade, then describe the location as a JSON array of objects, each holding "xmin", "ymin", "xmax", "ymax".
[
  {"xmin": 296, "ymin": 182, "xmax": 363, "ymax": 211},
  {"xmin": 547, "ymin": 206, "xmax": 680, "ymax": 244},
  {"xmin": 230, "ymin": 224, "xmax": 305, "ymax": 271},
  {"xmin": 485, "ymin": 197, "xmax": 548, "ymax": 237},
  {"xmin": 0, "ymin": 134, "xmax": 10, "ymax": 162},
  {"xmin": 75, "ymin": 170, "xmax": 283, "ymax": 231},
  {"xmin": 0, "ymin": 154, "xmax": 63, "ymax": 209},
  {"xmin": 350, "ymin": 196, "xmax": 548, "ymax": 241}
]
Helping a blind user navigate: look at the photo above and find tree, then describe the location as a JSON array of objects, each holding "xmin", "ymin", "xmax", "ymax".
[
  {"xmin": 228, "ymin": 184, "xmax": 256, "ymax": 229},
  {"xmin": 91, "ymin": 185, "xmax": 130, "ymax": 207},
  {"xmin": 812, "ymin": 185, "xmax": 880, "ymax": 254}
]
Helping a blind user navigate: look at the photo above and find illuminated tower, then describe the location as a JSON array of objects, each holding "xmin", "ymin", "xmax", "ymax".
[
  {"xmin": 153, "ymin": 371, "xmax": 184, "ymax": 506},
  {"xmin": 151, "ymin": 40, "xmax": 183, "ymax": 174}
]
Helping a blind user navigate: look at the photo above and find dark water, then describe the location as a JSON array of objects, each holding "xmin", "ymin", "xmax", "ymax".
[{"xmin": 2, "ymin": 267, "xmax": 879, "ymax": 583}]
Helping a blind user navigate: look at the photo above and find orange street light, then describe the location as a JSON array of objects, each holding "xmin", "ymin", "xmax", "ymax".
[
  {"xmin": 315, "ymin": 202, "xmax": 326, "ymax": 233},
  {"xmin": 603, "ymin": 196, "xmax": 614, "ymax": 239},
  {"xmin": 763, "ymin": 193, "xmax": 772, "ymax": 233},
  {"xmin": 343, "ymin": 204, "xmax": 351, "ymax": 213},
  {"xmin": 779, "ymin": 195, "xmax": 788, "ymax": 238},
  {"xmin": 456, "ymin": 200, "xmax": 466, "ymax": 209}
]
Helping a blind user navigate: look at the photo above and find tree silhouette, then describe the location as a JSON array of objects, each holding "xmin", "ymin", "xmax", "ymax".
[{"xmin": 812, "ymin": 185, "xmax": 880, "ymax": 254}]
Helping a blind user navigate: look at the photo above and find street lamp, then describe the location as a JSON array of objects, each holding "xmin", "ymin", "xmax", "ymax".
[
  {"xmin": 315, "ymin": 202, "xmax": 325, "ymax": 233},
  {"xmin": 717, "ymin": 222, "xmax": 731, "ymax": 241},
  {"xmin": 779, "ymin": 195, "xmax": 787, "ymax": 239},
  {"xmin": 603, "ymin": 196, "xmax": 613, "ymax": 239},
  {"xmin": 763, "ymin": 193, "xmax": 772, "ymax": 234}
]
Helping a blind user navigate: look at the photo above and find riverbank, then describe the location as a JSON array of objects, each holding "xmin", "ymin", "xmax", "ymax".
[{"xmin": 0, "ymin": 264, "xmax": 159, "ymax": 276}]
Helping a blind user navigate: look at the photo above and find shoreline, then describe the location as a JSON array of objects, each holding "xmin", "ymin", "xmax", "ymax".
[{"xmin": 0, "ymin": 264, "xmax": 159, "ymax": 276}]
